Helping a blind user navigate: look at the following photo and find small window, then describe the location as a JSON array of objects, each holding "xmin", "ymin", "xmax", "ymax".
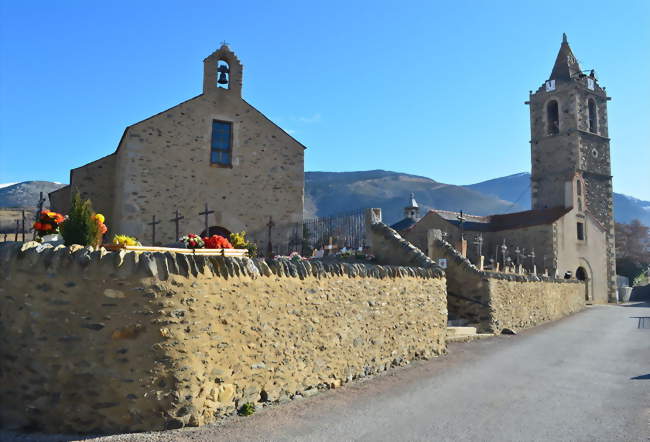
[
  {"xmin": 210, "ymin": 120, "xmax": 232, "ymax": 166},
  {"xmin": 576, "ymin": 179, "xmax": 582, "ymax": 196},
  {"xmin": 577, "ymin": 222, "xmax": 585, "ymax": 240},
  {"xmin": 547, "ymin": 100, "xmax": 559, "ymax": 135},
  {"xmin": 588, "ymin": 99, "xmax": 597, "ymax": 133}
]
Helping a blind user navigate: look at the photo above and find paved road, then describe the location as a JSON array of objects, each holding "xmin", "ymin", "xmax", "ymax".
[{"xmin": 5, "ymin": 303, "xmax": 650, "ymax": 441}]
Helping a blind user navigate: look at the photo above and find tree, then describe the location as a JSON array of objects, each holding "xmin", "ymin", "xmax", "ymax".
[
  {"xmin": 60, "ymin": 191, "xmax": 99, "ymax": 247},
  {"xmin": 615, "ymin": 220, "xmax": 650, "ymax": 284}
]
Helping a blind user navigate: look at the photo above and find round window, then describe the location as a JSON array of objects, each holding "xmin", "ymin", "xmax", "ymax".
[{"xmin": 591, "ymin": 148, "xmax": 599, "ymax": 158}]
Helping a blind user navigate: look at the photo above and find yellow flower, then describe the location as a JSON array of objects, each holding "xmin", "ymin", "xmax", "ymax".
[{"xmin": 95, "ymin": 213, "xmax": 105, "ymax": 223}]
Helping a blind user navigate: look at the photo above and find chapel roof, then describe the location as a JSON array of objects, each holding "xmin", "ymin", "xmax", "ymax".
[{"xmin": 417, "ymin": 206, "xmax": 571, "ymax": 233}]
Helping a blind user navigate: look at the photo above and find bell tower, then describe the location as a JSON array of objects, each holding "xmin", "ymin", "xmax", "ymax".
[
  {"xmin": 203, "ymin": 43, "xmax": 243, "ymax": 97},
  {"xmin": 528, "ymin": 34, "xmax": 616, "ymax": 301}
]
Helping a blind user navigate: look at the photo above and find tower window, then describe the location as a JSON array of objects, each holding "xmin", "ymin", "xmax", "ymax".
[
  {"xmin": 210, "ymin": 120, "xmax": 232, "ymax": 166},
  {"xmin": 576, "ymin": 179, "xmax": 582, "ymax": 196},
  {"xmin": 217, "ymin": 60, "xmax": 230, "ymax": 89},
  {"xmin": 588, "ymin": 99, "xmax": 597, "ymax": 133},
  {"xmin": 577, "ymin": 222, "xmax": 585, "ymax": 240},
  {"xmin": 546, "ymin": 100, "xmax": 559, "ymax": 135}
]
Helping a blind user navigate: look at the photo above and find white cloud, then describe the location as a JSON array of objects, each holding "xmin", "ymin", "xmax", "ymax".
[
  {"xmin": 284, "ymin": 129, "xmax": 297, "ymax": 135},
  {"xmin": 297, "ymin": 113, "xmax": 321, "ymax": 124},
  {"xmin": 0, "ymin": 182, "xmax": 17, "ymax": 189}
]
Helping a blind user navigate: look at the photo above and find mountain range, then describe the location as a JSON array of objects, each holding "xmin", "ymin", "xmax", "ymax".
[
  {"xmin": 305, "ymin": 170, "xmax": 650, "ymax": 226},
  {"xmin": 1, "ymin": 173, "xmax": 648, "ymax": 227}
]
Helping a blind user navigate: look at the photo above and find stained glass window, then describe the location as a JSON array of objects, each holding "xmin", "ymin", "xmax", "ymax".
[{"xmin": 211, "ymin": 120, "xmax": 232, "ymax": 166}]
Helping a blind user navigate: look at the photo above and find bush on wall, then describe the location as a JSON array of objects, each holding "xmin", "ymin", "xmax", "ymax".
[{"xmin": 60, "ymin": 191, "xmax": 100, "ymax": 247}]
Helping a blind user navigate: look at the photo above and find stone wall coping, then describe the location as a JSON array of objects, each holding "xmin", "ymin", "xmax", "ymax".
[
  {"xmin": 368, "ymin": 222, "xmax": 445, "ymax": 277},
  {"xmin": 0, "ymin": 241, "xmax": 443, "ymax": 281},
  {"xmin": 433, "ymin": 238, "xmax": 582, "ymax": 284}
]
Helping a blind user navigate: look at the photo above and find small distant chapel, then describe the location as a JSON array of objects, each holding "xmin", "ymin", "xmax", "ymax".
[
  {"xmin": 51, "ymin": 44, "xmax": 305, "ymax": 246},
  {"xmin": 393, "ymin": 35, "xmax": 617, "ymax": 303}
]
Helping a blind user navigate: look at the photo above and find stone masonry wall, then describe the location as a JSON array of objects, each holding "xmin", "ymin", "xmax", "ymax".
[
  {"xmin": 427, "ymin": 236, "xmax": 584, "ymax": 333},
  {"xmin": 0, "ymin": 242, "xmax": 447, "ymax": 433}
]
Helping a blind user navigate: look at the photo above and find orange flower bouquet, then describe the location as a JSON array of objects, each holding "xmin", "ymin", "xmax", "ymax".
[
  {"xmin": 203, "ymin": 234, "xmax": 233, "ymax": 249},
  {"xmin": 33, "ymin": 210, "xmax": 65, "ymax": 237}
]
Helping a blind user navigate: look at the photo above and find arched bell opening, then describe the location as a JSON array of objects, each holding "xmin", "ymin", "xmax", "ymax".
[
  {"xmin": 217, "ymin": 60, "xmax": 230, "ymax": 89},
  {"xmin": 546, "ymin": 100, "xmax": 560, "ymax": 135},
  {"xmin": 201, "ymin": 226, "xmax": 232, "ymax": 238}
]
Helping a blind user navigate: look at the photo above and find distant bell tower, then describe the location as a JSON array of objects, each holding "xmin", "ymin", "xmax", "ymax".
[
  {"xmin": 404, "ymin": 193, "xmax": 420, "ymax": 221},
  {"xmin": 528, "ymin": 33, "xmax": 616, "ymax": 301}
]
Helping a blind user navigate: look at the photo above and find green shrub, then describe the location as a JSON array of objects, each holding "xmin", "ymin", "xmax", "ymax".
[
  {"xmin": 238, "ymin": 402, "xmax": 255, "ymax": 416},
  {"xmin": 60, "ymin": 191, "xmax": 99, "ymax": 246}
]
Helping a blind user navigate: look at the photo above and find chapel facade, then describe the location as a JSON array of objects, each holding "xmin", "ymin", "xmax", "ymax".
[
  {"xmin": 397, "ymin": 35, "xmax": 616, "ymax": 303},
  {"xmin": 50, "ymin": 44, "xmax": 305, "ymax": 247}
]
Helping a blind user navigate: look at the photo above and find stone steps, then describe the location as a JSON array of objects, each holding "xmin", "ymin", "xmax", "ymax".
[
  {"xmin": 446, "ymin": 325, "xmax": 495, "ymax": 343},
  {"xmin": 446, "ymin": 333, "xmax": 495, "ymax": 343},
  {"xmin": 446, "ymin": 326, "xmax": 477, "ymax": 336}
]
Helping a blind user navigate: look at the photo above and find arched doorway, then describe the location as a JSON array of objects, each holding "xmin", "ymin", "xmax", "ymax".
[
  {"xmin": 201, "ymin": 226, "xmax": 231, "ymax": 238},
  {"xmin": 576, "ymin": 266, "xmax": 589, "ymax": 301}
]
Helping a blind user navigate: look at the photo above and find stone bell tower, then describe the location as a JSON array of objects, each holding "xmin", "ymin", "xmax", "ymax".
[
  {"xmin": 203, "ymin": 43, "xmax": 243, "ymax": 97},
  {"xmin": 528, "ymin": 33, "xmax": 616, "ymax": 301}
]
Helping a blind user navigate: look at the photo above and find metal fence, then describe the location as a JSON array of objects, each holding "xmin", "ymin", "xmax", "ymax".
[{"xmin": 273, "ymin": 208, "xmax": 367, "ymax": 256}]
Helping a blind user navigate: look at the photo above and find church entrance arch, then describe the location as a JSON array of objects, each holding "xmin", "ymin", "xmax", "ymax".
[
  {"xmin": 201, "ymin": 226, "xmax": 232, "ymax": 238},
  {"xmin": 575, "ymin": 263, "xmax": 592, "ymax": 301}
]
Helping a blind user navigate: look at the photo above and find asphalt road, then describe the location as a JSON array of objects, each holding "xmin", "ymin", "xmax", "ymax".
[{"xmin": 5, "ymin": 302, "xmax": 649, "ymax": 442}]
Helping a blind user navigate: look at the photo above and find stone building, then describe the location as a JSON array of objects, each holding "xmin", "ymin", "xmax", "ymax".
[
  {"xmin": 50, "ymin": 44, "xmax": 305, "ymax": 247},
  {"xmin": 398, "ymin": 35, "xmax": 616, "ymax": 303}
]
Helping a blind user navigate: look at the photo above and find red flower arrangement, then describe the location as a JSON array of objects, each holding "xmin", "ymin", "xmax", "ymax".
[
  {"xmin": 181, "ymin": 233, "xmax": 205, "ymax": 249},
  {"xmin": 33, "ymin": 210, "xmax": 65, "ymax": 237},
  {"xmin": 203, "ymin": 235, "xmax": 233, "ymax": 249}
]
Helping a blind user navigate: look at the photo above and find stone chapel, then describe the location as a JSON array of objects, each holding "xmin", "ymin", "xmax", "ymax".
[
  {"xmin": 394, "ymin": 35, "xmax": 617, "ymax": 303},
  {"xmin": 50, "ymin": 44, "xmax": 305, "ymax": 247}
]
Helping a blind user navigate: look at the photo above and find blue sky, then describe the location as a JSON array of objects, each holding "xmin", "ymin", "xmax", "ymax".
[{"xmin": 1, "ymin": 0, "xmax": 649, "ymax": 199}]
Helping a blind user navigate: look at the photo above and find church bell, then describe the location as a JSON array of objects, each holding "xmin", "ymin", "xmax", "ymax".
[{"xmin": 217, "ymin": 65, "xmax": 230, "ymax": 85}]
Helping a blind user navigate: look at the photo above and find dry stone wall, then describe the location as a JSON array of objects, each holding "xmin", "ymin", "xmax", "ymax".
[
  {"xmin": 0, "ymin": 242, "xmax": 447, "ymax": 433},
  {"xmin": 428, "ymin": 238, "xmax": 585, "ymax": 332}
]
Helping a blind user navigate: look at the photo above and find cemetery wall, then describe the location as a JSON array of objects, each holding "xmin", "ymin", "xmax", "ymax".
[
  {"xmin": 427, "ymin": 237, "xmax": 585, "ymax": 333},
  {"xmin": 0, "ymin": 242, "xmax": 447, "ymax": 433}
]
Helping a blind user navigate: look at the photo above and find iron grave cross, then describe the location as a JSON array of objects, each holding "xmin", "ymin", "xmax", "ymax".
[
  {"xmin": 199, "ymin": 203, "xmax": 214, "ymax": 236},
  {"xmin": 148, "ymin": 215, "xmax": 161, "ymax": 246},
  {"xmin": 456, "ymin": 210, "xmax": 467, "ymax": 241},
  {"xmin": 266, "ymin": 216, "xmax": 275, "ymax": 258},
  {"xmin": 170, "ymin": 209, "xmax": 185, "ymax": 241}
]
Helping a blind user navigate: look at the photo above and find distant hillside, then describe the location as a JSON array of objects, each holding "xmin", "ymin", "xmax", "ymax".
[
  {"xmin": 0, "ymin": 181, "xmax": 66, "ymax": 209},
  {"xmin": 464, "ymin": 172, "xmax": 650, "ymax": 226},
  {"xmin": 305, "ymin": 170, "xmax": 523, "ymax": 224},
  {"xmin": 2, "ymin": 174, "xmax": 647, "ymax": 228}
]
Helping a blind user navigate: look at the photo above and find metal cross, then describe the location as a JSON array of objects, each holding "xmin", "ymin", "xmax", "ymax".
[
  {"xmin": 199, "ymin": 203, "xmax": 214, "ymax": 236},
  {"xmin": 14, "ymin": 219, "xmax": 19, "ymax": 241},
  {"xmin": 220, "ymin": 40, "xmax": 230, "ymax": 47},
  {"xmin": 515, "ymin": 246, "xmax": 521, "ymax": 266},
  {"xmin": 500, "ymin": 239, "xmax": 508, "ymax": 268},
  {"xmin": 266, "ymin": 216, "xmax": 275, "ymax": 257},
  {"xmin": 529, "ymin": 248, "xmax": 536, "ymax": 267},
  {"xmin": 456, "ymin": 211, "xmax": 467, "ymax": 241},
  {"xmin": 21, "ymin": 210, "xmax": 26, "ymax": 242},
  {"xmin": 169, "ymin": 209, "xmax": 185, "ymax": 241},
  {"xmin": 36, "ymin": 191, "xmax": 46, "ymax": 213},
  {"xmin": 148, "ymin": 215, "xmax": 161, "ymax": 246}
]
